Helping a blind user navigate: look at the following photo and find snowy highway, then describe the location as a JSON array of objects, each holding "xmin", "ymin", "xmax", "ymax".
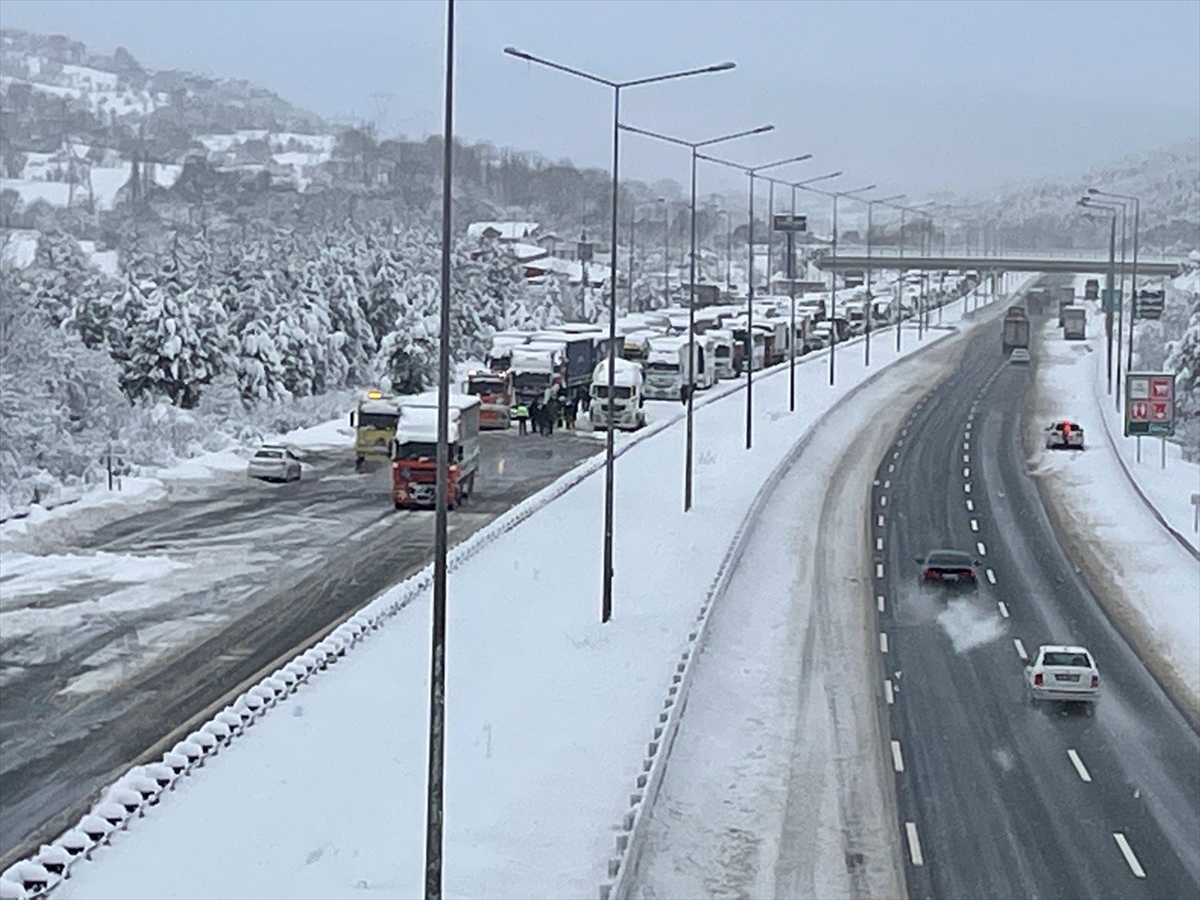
[
  {"xmin": 876, "ymin": 294, "xmax": 1200, "ymax": 899},
  {"xmin": 0, "ymin": 428, "xmax": 602, "ymax": 864}
]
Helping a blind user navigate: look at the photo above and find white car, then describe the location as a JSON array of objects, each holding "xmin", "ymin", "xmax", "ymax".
[
  {"xmin": 1008, "ymin": 348, "xmax": 1031, "ymax": 364},
  {"xmin": 1026, "ymin": 644, "xmax": 1100, "ymax": 706},
  {"xmin": 247, "ymin": 445, "xmax": 302, "ymax": 483},
  {"xmin": 1045, "ymin": 420, "xmax": 1084, "ymax": 450}
]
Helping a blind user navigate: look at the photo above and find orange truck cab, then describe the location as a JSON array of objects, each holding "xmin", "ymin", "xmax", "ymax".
[
  {"xmin": 465, "ymin": 370, "xmax": 513, "ymax": 429},
  {"xmin": 391, "ymin": 393, "xmax": 481, "ymax": 510}
]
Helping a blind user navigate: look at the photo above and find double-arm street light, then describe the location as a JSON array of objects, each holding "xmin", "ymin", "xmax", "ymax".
[
  {"xmin": 619, "ymin": 122, "xmax": 774, "ymax": 512},
  {"xmin": 1089, "ymin": 188, "xmax": 1141, "ymax": 409},
  {"xmin": 864, "ymin": 193, "xmax": 906, "ymax": 365},
  {"xmin": 696, "ymin": 151, "xmax": 814, "ymax": 449},
  {"xmin": 796, "ymin": 180, "xmax": 876, "ymax": 385},
  {"xmin": 502, "ymin": 47, "xmax": 735, "ymax": 624},
  {"xmin": 1078, "ymin": 197, "xmax": 1120, "ymax": 394},
  {"xmin": 784, "ymin": 171, "xmax": 842, "ymax": 408}
]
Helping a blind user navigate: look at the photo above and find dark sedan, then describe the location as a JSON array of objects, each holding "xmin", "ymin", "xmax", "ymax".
[{"xmin": 917, "ymin": 549, "xmax": 979, "ymax": 586}]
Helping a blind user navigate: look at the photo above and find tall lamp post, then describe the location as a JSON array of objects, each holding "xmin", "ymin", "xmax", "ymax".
[
  {"xmin": 658, "ymin": 198, "xmax": 670, "ymax": 308},
  {"xmin": 618, "ymin": 122, "xmax": 773, "ymax": 512},
  {"xmin": 864, "ymin": 193, "xmax": 906, "ymax": 365},
  {"xmin": 697, "ymin": 151, "xmax": 814, "ymax": 449},
  {"xmin": 503, "ymin": 47, "xmax": 734, "ymax": 624},
  {"xmin": 1079, "ymin": 197, "xmax": 1120, "ymax": 394},
  {"xmin": 797, "ymin": 180, "xmax": 876, "ymax": 385},
  {"xmin": 786, "ymin": 170, "xmax": 843, "ymax": 404},
  {"xmin": 1090, "ymin": 188, "xmax": 1140, "ymax": 409},
  {"xmin": 426, "ymin": 1, "xmax": 456, "ymax": 896}
]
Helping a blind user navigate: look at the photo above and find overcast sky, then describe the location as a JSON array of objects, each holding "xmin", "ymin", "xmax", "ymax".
[{"xmin": 3, "ymin": 0, "xmax": 1198, "ymax": 202}]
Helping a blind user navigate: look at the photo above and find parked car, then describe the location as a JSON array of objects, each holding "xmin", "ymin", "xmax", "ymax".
[
  {"xmin": 1025, "ymin": 644, "xmax": 1100, "ymax": 708},
  {"xmin": 917, "ymin": 549, "xmax": 979, "ymax": 587},
  {"xmin": 248, "ymin": 445, "xmax": 302, "ymax": 482},
  {"xmin": 1008, "ymin": 348, "xmax": 1031, "ymax": 364},
  {"xmin": 1045, "ymin": 420, "xmax": 1084, "ymax": 450}
]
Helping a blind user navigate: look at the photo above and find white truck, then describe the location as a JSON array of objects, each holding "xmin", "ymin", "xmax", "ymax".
[
  {"xmin": 486, "ymin": 331, "xmax": 532, "ymax": 372},
  {"xmin": 643, "ymin": 335, "xmax": 691, "ymax": 400},
  {"xmin": 589, "ymin": 358, "xmax": 647, "ymax": 431},
  {"xmin": 708, "ymin": 328, "xmax": 736, "ymax": 380},
  {"xmin": 510, "ymin": 341, "xmax": 567, "ymax": 405}
]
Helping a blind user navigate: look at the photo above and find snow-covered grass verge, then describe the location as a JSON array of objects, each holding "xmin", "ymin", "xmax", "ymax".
[
  {"xmin": 2, "ymin": 290, "xmax": 1021, "ymax": 900},
  {"xmin": 1029, "ymin": 313, "xmax": 1200, "ymax": 725}
]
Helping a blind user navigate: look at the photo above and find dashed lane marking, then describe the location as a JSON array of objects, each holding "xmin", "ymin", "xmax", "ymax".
[
  {"xmin": 1113, "ymin": 833, "xmax": 1146, "ymax": 879},
  {"xmin": 888, "ymin": 463, "xmax": 895, "ymax": 473},
  {"xmin": 885, "ymin": 679, "xmax": 894, "ymax": 704},
  {"xmin": 963, "ymin": 453, "xmax": 970, "ymax": 463},
  {"xmin": 963, "ymin": 467, "xmax": 971, "ymax": 478},
  {"xmin": 1013, "ymin": 638, "xmax": 1027, "ymax": 661},
  {"xmin": 877, "ymin": 514, "xmax": 885, "ymax": 527},
  {"xmin": 891, "ymin": 740, "xmax": 905, "ymax": 773},
  {"xmin": 905, "ymin": 822, "xmax": 925, "ymax": 867},
  {"xmin": 876, "ymin": 562, "xmax": 884, "ymax": 578},
  {"xmin": 963, "ymin": 441, "xmax": 970, "ymax": 450},
  {"xmin": 964, "ymin": 483, "xmax": 972, "ymax": 494},
  {"xmin": 998, "ymin": 601, "xmax": 1009, "ymax": 618},
  {"xmin": 1068, "ymin": 749, "xmax": 1093, "ymax": 783},
  {"xmin": 966, "ymin": 499, "xmax": 975, "ymax": 511},
  {"xmin": 976, "ymin": 542, "xmax": 987, "ymax": 556},
  {"xmin": 970, "ymin": 519, "xmax": 979, "ymax": 532},
  {"xmin": 876, "ymin": 537, "xmax": 884, "ymax": 551},
  {"xmin": 880, "ymin": 495, "xmax": 888, "ymax": 507},
  {"xmin": 880, "ymin": 633, "xmax": 889, "ymax": 653},
  {"xmin": 877, "ymin": 595, "xmax": 886, "ymax": 612},
  {"xmin": 884, "ymin": 479, "xmax": 890, "ymax": 489},
  {"xmin": 893, "ymin": 451, "xmax": 900, "ymax": 460},
  {"xmin": 986, "ymin": 568, "xmax": 996, "ymax": 584}
]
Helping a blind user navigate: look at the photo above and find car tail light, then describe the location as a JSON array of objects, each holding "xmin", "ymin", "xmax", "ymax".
[
  {"xmin": 1090, "ymin": 674, "xmax": 1099, "ymax": 688},
  {"xmin": 923, "ymin": 568, "xmax": 938, "ymax": 580},
  {"xmin": 1034, "ymin": 673, "xmax": 1044, "ymax": 686}
]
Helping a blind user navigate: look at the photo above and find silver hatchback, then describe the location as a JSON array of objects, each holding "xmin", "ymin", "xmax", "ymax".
[{"xmin": 248, "ymin": 445, "xmax": 302, "ymax": 483}]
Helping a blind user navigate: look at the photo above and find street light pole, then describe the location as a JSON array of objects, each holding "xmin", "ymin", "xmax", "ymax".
[
  {"xmin": 1081, "ymin": 197, "xmax": 1119, "ymax": 394},
  {"xmin": 425, "ymin": 2, "xmax": 455, "ymax": 896},
  {"xmin": 863, "ymin": 194, "xmax": 904, "ymax": 367},
  {"xmin": 660, "ymin": 198, "xmax": 670, "ymax": 309},
  {"xmin": 1090, "ymin": 188, "xmax": 1140, "ymax": 409},
  {"xmin": 698, "ymin": 151, "xmax": 814, "ymax": 449},
  {"xmin": 619, "ymin": 122, "xmax": 773, "ymax": 512},
  {"xmin": 503, "ymin": 46, "xmax": 735, "ymax": 624}
]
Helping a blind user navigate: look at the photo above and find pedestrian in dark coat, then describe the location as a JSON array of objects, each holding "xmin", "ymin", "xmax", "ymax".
[
  {"xmin": 543, "ymin": 395, "xmax": 559, "ymax": 436},
  {"xmin": 527, "ymin": 398, "xmax": 542, "ymax": 437}
]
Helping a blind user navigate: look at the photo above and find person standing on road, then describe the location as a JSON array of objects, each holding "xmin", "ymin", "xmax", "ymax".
[
  {"xmin": 528, "ymin": 398, "xmax": 542, "ymax": 437},
  {"xmin": 543, "ymin": 393, "xmax": 559, "ymax": 436},
  {"xmin": 513, "ymin": 402, "xmax": 530, "ymax": 435},
  {"xmin": 564, "ymin": 392, "xmax": 579, "ymax": 430}
]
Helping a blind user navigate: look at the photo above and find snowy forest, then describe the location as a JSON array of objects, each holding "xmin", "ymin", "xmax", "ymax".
[{"xmin": 0, "ymin": 222, "xmax": 573, "ymax": 515}]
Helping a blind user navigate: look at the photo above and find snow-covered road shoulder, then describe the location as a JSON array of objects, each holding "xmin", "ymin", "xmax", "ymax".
[{"xmin": 1028, "ymin": 314, "xmax": 1200, "ymax": 725}]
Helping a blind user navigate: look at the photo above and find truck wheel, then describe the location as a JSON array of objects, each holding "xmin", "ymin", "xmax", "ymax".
[{"xmin": 394, "ymin": 501, "xmax": 404, "ymax": 510}]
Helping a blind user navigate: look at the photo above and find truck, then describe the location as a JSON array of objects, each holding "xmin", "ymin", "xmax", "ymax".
[
  {"xmin": 390, "ymin": 392, "xmax": 480, "ymax": 509},
  {"xmin": 1084, "ymin": 278, "xmax": 1100, "ymax": 301},
  {"xmin": 708, "ymin": 329, "xmax": 736, "ymax": 379},
  {"xmin": 1001, "ymin": 308, "xmax": 1031, "ymax": 354},
  {"xmin": 532, "ymin": 330, "xmax": 601, "ymax": 396},
  {"xmin": 510, "ymin": 341, "xmax": 567, "ymax": 405},
  {"xmin": 486, "ymin": 331, "xmax": 532, "ymax": 372},
  {"xmin": 465, "ymin": 369, "xmax": 513, "ymax": 429},
  {"xmin": 350, "ymin": 390, "xmax": 401, "ymax": 471},
  {"xmin": 643, "ymin": 336, "xmax": 691, "ymax": 400},
  {"xmin": 589, "ymin": 358, "xmax": 646, "ymax": 431},
  {"xmin": 1062, "ymin": 306, "xmax": 1086, "ymax": 340}
]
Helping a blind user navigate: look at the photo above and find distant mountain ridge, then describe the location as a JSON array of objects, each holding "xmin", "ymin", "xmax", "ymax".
[{"xmin": 0, "ymin": 27, "xmax": 327, "ymax": 163}]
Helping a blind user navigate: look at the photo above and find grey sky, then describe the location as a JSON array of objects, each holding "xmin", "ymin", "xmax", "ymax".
[{"xmin": 3, "ymin": 0, "xmax": 1198, "ymax": 201}]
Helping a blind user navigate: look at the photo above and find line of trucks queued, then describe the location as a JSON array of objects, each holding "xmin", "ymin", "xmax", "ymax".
[{"xmin": 352, "ymin": 274, "xmax": 971, "ymax": 510}]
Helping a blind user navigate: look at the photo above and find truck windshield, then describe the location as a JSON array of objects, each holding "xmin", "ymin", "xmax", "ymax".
[
  {"xmin": 513, "ymin": 372, "xmax": 549, "ymax": 390},
  {"xmin": 358, "ymin": 412, "xmax": 398, "ymax": 430},
  {"xmin": 468, "ymin": 379, "xmax": 506, "ymax": 396},
  {"xmin": 593, "ymin": 385, "xmax": 633, "ymax": 399},
  {"xmin": 646, "ymin": 362, "xmax": 679, "ymax": 373},
  {"xmin": 396, "ymin": 441, "xmax": 437, "ymax": 460}
]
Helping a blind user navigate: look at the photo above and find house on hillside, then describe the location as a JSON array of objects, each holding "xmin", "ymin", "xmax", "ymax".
[{"xmin": 466, "ymin": 221, "xmax": 540, "ymax": 243}]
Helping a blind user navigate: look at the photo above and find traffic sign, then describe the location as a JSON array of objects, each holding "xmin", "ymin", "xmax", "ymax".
[
  {"xmin": 772, "ymin": 215, "xmax": 807, "ymax": 233},
  {"xmin": 1135, "ymin": 289, "xmax": 1165, "ymax": 320},
  {"xmin": 1101, "ymin": 288, "xmax": 1122, "ymax": 312},
  {"xmin": 1124, "ymin": 371, "xmax": 1175, "ymax": 436}
]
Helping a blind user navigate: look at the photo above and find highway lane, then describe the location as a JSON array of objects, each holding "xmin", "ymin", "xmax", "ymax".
[
  {"xmin": 875, "ymin": 295, "xmax": 1200, "ymax": 899},
  {"xmin": 0, "ymin": 428, "xmax": 602, "ymax": 864}
]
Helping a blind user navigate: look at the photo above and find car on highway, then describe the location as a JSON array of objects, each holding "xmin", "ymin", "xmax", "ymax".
[
  {"xmin": 247, "ymin": 445, "xmax": 302, "ymax": 483},
  {"xmin": 917, "ymin": 549, "xmax": 979, "ymax": 586},
  {"xmin": 1008, "ymin": 348, "xmax": 1031, "ymax": 364},
  {"xmin": 1044, "ymin": 420, "xmax": 1084, "ymax": 450},
  {"xmin": 1025, "ymin": 644, "xmax": 1100, "ymax": 707}
]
